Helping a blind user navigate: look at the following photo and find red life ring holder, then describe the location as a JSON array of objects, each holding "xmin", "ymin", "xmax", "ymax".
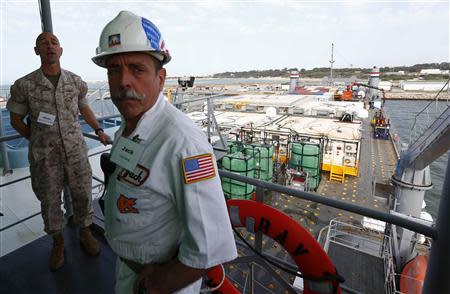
[{"xmin": 206, "ymin": 199, "xmax": 342, "ymax": 294}]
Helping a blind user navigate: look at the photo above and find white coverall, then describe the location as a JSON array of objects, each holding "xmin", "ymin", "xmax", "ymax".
[{"xmin": 105, "ymin": 93, "xmax": 237, "ymax": 293}]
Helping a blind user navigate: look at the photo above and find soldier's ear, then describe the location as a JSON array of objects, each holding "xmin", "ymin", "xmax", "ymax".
[
  {"xmin": 34, "ymin": 46, "xmax": 39, "ymax": 56},
  {"xmin": 60, "ymin": 47, "xmax": 63, "ymax": 57}
]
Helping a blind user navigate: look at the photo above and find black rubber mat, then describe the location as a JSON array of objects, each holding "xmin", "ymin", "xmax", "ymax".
[{"xmin": 0, "ymin": 225, "xmax": 116, "ymax": 294}]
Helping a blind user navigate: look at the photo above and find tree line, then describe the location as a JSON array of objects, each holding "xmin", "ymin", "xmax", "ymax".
[{"xmin": 212, "ymin": 62, "xmax": 450, "ymax": 79}]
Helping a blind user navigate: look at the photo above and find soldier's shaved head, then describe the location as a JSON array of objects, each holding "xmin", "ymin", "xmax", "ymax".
[{"xmin": 35, "ymin": 32, "xmax": 60, "ymax": 46}]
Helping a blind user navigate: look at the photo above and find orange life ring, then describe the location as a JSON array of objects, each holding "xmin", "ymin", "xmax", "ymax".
[
  {"xmin": 205, "ymin": 264, "xmax": 240, "ymax": 293},
  {"xmin": 207, "ymin": 199, "xmax": 342, "ymax": 294},
  {"xmin": 400, "ymin": 255, "xmax": 428, "ymax": 294}
]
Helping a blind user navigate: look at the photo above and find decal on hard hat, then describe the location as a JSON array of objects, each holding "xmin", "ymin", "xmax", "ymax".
[
  {"xmin": 108, "ymin": 34, "xmax": 121, "ymax": 47},
  {"xmin": 141, "ymin": 18, "xmax": 161, "ymax": 51}
]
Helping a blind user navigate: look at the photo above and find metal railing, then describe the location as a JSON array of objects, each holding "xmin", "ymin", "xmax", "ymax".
[
  {"xmin": 408, "ymin": 78, "xmax": 450, "ymax": 146},
  {"xmin": 323, "ymin": 219, "xmax": 387, "ymax": 257},
  {"xmin": 0, "ymin": 144, "xmax": 111, "ymax": 234},
  {"xmin": 219, "ymin": 170, "xmax": 436, "ymax": 238}
]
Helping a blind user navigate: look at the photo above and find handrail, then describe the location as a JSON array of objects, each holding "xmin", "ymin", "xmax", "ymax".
[
  {"xmin": 408, "ymin": 78, "xmax": 450, "ymax": 145},
  {"xmin": 0, "ymin": 133, "xmax": 21, "ymax": 143},
  {"xmin": 0, "ymin": 212, "xmax": 41, "ymax": 232},
  {"xmin": 0, "ymin": 114, "xmax": 121, "ymax": 143},
  {"xmin": 0, "ymin": 175, "xmax": 31, "ymax": 188},
  {"xmin": 0, "ymin": 135, "xmax": 108, "ymax": 233},
  {"xmin": 218, "ymin": 170, "xmax": 437, "ymax": 239},
  {"xmin": 172, "ymin": 93, "xmax": 225, "ymax": 105},
  {"xmin": 1, "ymin": 132, "xmax": 438, "ymax": 239}
]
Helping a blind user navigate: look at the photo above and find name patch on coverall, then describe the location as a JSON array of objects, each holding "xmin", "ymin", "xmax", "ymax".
[{"xmin": 111, "ymin": 137, "xmax": 144, "ymax": 172}]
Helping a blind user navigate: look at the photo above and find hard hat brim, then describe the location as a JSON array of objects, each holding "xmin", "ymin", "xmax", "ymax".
[{"xmin": 92, "ymin": 49, "xmax": 170, "ymax": 68}]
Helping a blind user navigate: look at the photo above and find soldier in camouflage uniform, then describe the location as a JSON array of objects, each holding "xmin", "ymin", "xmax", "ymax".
[{"xmin": 6, "ymin": 32, "xmax": 111, "ymax": 271}]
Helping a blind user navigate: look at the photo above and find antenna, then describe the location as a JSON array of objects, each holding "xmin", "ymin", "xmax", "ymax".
[{"xmin": 329, "ymin": 43, "xmax": 335, "ymax": 85}]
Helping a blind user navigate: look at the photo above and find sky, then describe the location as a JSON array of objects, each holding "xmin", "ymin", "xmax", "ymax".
[{"xmin": 0, "ymin": 0, "xmax": 449, "ymax": 83}]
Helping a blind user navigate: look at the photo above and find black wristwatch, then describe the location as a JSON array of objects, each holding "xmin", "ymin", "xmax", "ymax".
[{"xmin": 95, "ymin": 128, "xmax": 104, "ymax": 135}]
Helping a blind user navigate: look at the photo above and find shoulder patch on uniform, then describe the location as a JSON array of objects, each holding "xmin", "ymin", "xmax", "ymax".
[
  {"xmin": 182, "ymin": 153, "xmax": 216, "ymax": 184},
  {"xmin": 117, "ymin": 165, "xmax": 149, "ymax": 186}
]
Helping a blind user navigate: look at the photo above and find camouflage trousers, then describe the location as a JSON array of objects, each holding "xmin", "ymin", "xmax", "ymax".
[{"xmin": 30, "ymin": 144, "xmax": 93, "ymax": 234}]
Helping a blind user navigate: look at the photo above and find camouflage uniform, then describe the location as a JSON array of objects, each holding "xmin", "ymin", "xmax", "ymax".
[{"xmin": 7, "ymin": 68, "xmax": 93, "ymax": 234}]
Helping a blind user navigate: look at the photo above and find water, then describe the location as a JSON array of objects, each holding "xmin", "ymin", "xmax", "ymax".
[{"xmin": 383, "ymin": 100, "xmax": 450, "ymax": 219}]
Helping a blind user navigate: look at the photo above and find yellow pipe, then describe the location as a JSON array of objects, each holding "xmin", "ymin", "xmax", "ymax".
[{"xmin": 167, "ymin": 89, "xmax": 172, "ymax": 103}]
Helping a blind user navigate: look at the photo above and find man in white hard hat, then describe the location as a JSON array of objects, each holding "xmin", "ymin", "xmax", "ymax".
[{"xmin": 93, "ymin": 11, "xmax": 237, "ymax": 293}]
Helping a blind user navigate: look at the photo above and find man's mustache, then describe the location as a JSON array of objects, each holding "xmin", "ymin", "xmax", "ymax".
[{"xmin": 111, "ymin": 89, "xmax": 146, "ymax": 101}]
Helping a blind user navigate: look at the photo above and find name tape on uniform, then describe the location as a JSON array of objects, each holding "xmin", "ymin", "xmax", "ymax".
[
  {"xmin": 37, "ymin": 111, "xmax": 56, "ymax": 126},
  {"xmin": 182, "ymin": 153, "xmax": 216, "ymax": 184},
  {"xmin": 110, "ymin": 137, "xmax": 144, "ymax": 172}
]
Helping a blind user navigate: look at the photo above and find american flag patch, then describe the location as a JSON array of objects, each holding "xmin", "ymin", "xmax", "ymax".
[{"xmin": 182, "ymin": 153, "xmax": 216, "ymax": 184}]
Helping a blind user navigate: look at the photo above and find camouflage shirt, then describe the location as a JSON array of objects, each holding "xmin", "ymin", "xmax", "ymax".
[{"xmin": 7, "ymin": 68, "xmax": 89, "ymax": 163}]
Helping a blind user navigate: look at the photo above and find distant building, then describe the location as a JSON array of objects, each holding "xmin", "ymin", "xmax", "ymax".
[
  {"xmin": 384, "ymin": 71, "xmax": 405, "ymax": 75},
  {"xmin": 400, "ymin": 81, "xmax": 449, "ymax": 91},
  {"xmin": 420, "ymin": 69, "xmax": 449, "ymax": 75},
  {"xmin": 378, "ymin": 81, "xmax": 392, "ymax": 91}
]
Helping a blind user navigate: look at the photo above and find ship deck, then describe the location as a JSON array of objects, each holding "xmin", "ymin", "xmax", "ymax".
[
  {"xmin": 0, "ymin": 111, "xmax": 400, "ymax": 293},
  {"xmin": 225, "ymin": 112, "xmax": 399, "ymax": 293},
  {"xmin": 328, "ymin": 241, "xmax": 385, "ymax": 294},
  {"xmin": 0, "ymin": 224, "xmax": 116, "ymax": 294},
  {"xmin": 272, "ymin": 113, "xmax": 397, "ymax": 237}
]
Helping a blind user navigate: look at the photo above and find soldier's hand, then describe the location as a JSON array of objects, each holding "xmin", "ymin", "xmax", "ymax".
[{"xmin": 98, "ymin": 131, "xmax": 112, "ymax": 145}]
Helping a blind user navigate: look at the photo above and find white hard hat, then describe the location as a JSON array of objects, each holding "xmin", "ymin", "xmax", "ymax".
[{"xmin": 92, "ymin": 10, "xmax": 171, "ymax": 67}]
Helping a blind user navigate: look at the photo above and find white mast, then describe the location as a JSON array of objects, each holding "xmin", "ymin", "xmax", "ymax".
[{"xmin": 329, "ymin": 43, "xmax": 335, "ymax": 85}]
